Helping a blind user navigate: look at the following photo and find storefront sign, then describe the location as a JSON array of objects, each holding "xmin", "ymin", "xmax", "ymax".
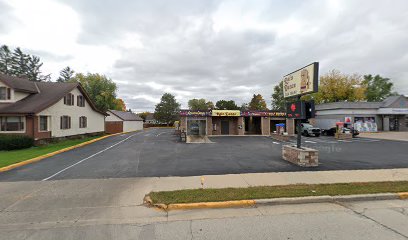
[
  {"xmin": 283, "ymin": 62, "xmax": 319, "ymax": 98},
  {"xmin": 180, "ymin": 110, "xmax": 210, "ymax": 117},
  {"xmin": 212, "ymin": 110, "xmax": 240, "ymax": 117},
  {"xmin": 344, "ymin": 116, "xmax": 352, "ymax": 123},
  {"xmin": 241, "ymin": 111, "xmax": 286, "ymax": 117}
]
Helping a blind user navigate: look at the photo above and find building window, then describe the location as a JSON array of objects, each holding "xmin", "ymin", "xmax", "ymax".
[
  {"xmin": 79, "ymin": 116, "xmax": 87, "ymax": 128},
  {"xmin": 63, "ymin": 93, "xmax": 74, "ymax": 106},
  {"xmin": 0, "ymin": 87, "xmax": 11, "ymax": 100},
  {"xmin": 77, "ymin": 95, "xmax": 85, "ymax": 107},
  {"xmin": 0, "ymin": 116, "xmax": 24, "ymax": 131},
  {"xmin": 39, "ymin": 116, "xmax": 48, "ymax": 131},
  {"xmin": 60, "ymin": 116, "xmax": 71, "ymax": 129}
]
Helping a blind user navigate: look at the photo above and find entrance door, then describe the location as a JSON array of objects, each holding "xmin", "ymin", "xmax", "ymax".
[
  {"xmin": 221, "ymin": 121, "xmax": 229, "ymax": 134},
  {"xmin": 390, "ymin": 116, "xmax": 399, "ymax": 131}
]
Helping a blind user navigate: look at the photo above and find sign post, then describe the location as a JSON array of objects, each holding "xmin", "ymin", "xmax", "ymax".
[{"xmin": 283, "ymin": 62, "xmax": 319, "ymax": 149}]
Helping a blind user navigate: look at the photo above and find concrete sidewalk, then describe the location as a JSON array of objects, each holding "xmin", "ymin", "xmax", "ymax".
[
  {"xmin": 359, "ymin": 132, "xmax": 408, "ymax": 141},
  {"xmin": 150, "ymin": 168, "xmax": 408, "ymax": 193}
]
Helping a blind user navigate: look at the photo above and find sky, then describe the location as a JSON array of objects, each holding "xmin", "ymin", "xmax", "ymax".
[{"xmin": 1, "ymin": 0, "xmax": 407, "ymax": 112}]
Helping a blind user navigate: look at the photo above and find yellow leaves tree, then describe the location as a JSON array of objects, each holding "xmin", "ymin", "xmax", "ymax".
[
  {"xmin": 303, "ymin": 70, "xmax": 366, "ymax": 104},
  {"xmin": 113, "ymin": 98, "xmax": 126, "ymax": 111}
]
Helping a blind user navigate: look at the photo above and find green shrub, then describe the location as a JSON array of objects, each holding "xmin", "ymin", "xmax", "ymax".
[{"xmin": 0, "ymin": 135, "xmax": 34, "ymax": 150}]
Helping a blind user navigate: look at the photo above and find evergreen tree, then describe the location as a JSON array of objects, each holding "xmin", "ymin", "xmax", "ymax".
[
  {"xmin": 154, "ymin": 93, "xmax": 180, "ymax": 126},
  {"xmin": 57, "ymin": 66, "xmax": 75, "ymax": 82},
  {"xmin": 0, "ymin": 45, "xmax": 12, "ymax": 74},
  {"xmin": 248, "ymin": 94, "xmax": 268, "ymax": 111},
  {"xmin": 10, "ymin": 47, "xmax": 30, "ymax": 76}
]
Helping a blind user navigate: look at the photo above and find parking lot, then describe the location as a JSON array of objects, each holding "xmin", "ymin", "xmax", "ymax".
[{"xmin": 1, "ymin": 128, "xmax": 408, "ymax": 182}]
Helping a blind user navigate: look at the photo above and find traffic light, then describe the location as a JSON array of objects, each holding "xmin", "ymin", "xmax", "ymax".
[{"xmin": 305, "ymin": 100, "xmax": 315, "ymax": 119}]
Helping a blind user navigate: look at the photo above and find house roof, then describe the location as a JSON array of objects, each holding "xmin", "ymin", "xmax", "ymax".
[
  {"xmin": 0, "ymin": 75, "xmax": 106, "ymax": 115},
  {"xmin": 145, "ymin": 113, "xmax": 155, "ymax": 120},
  {"xmin": 0, "ymin": 73, "xmax": 38, "ymax": 93},
  {"xmin": 108, "ymin": 110, "xmax": 143, "ymax": 121},
  {"xmin": 380, "ymin": 95, "xmax": 403, "ymax": 107}
]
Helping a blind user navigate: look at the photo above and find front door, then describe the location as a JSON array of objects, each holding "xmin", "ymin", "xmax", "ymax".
[
  {"xmin": 390, "ymin": 116, "xmax": 399, "ymax": 131},
  {"xmin": 221, "ymin": 121, "xmax": 229, "ymax": 134}
]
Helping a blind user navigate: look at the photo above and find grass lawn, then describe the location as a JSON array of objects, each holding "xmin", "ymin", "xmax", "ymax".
[
  {"xmin": 0, "ymin": 135, "xmax": 101, "ymax": 168},
  {"xmin": 149, "ymin": 181, "xmax": 408, "ymax": 205}
]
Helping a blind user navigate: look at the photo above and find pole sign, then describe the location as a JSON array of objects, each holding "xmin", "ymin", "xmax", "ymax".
[
  {"xmin": 286, "ymin": 101, "xmax": 306, "ymax": 119},
  {"xmin": 283, "ymin": 62, "xmax": 319, "ymax": 98}
]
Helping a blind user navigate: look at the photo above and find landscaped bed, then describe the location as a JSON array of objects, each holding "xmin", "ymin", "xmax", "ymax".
[
  {"xmin": 148, "ymin": 181, "xmax": 408, "ymax": 205},
  {"xmin": 0, "ymin": 136, "xmax": 101, "ymax": 168}
]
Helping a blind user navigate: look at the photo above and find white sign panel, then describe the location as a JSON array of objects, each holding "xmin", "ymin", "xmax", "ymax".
[{"xmin": 283, "ymin": 62, "xmax": 319, "ymax": 98}]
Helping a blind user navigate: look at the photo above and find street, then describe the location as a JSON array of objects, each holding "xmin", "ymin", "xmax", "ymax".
[{"xmin": 1, "ymin": 128, "xmax": 408, "ymax": 181}]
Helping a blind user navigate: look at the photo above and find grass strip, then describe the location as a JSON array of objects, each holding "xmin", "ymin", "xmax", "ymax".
[
  {"xmin": 0, "ymin": 135, "xmax": 101, "ymax": 168},
  {"xmin": 149, "ymin": 181, "xmax": 408, "ymax": 205}
]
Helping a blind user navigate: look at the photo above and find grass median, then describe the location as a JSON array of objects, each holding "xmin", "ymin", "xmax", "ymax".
[
  {"xmin": 0, "ymin": 135, "xmax": 101, "ymax": 168},
  {"xmin": 149, "ymin": 181, "xmax": 408, "ymax": 205}
]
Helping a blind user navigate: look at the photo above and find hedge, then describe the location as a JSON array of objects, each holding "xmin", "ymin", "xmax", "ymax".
[{"xmin": 0, "ymin": 135, "xmax": 34, "ymax": 150}]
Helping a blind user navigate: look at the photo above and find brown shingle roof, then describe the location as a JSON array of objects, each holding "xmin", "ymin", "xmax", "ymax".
[
  {"xmin": 0, "ymin": 75, "xmax": 106, "ymax": 115},
  {"xmin": 0, "ymin": 73, "xmax": 38, "ymax": 93},
  {"xmin": 108, "ymin": 110, "xmax": 143, "ymax": 121}
]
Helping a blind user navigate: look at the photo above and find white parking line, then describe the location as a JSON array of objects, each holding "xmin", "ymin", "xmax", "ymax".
[
  {"xmin": 272, "ymin": 141, "xmax": 280, "ymax": 144},
  {"xmin": 305, "ymin": 140, "xmax": 317, "ymax": 143},
  {"xmin": 41, "ymin": 133, "xmax": 137, "ymax": 181}
]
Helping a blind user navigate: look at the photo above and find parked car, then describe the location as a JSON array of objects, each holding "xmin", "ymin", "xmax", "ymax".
[
  {"xmin": 300, "ymin": 123, "xmax": 321, "ymax": 137},
  {"xmin": 322, "ymin": 127, "xmax": 359, "ymax": 137}
]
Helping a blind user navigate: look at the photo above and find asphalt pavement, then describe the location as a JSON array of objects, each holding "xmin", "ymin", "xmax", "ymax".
[{"xmin": 1, "ymin": 128, "xmax": 408, "ymax": 181}]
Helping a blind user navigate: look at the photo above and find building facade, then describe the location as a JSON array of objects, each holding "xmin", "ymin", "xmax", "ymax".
[
  {"xmin": 180, "ymin": 110, "xmax": 294, "ymax": 136},
  {"xmin": 312, "ymin": 95, "xmax": 408, "ymax": 132},
  {"xmin": 105, "ymin": 110, "xmax": 143, "ymax": 134},
  {"xmin": 0, "ymin": 74, "xmax": 106, "ymax": 140}
]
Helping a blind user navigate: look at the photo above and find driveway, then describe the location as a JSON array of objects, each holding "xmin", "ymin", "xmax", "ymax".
[{"xmin": 1, "ymin": 128, "xmax": 408, "ymax": 181}]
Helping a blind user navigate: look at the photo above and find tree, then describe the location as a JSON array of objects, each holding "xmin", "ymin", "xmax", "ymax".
[
  {"xmin": 71, "ymin": 73, "xmax": 118, "ymax": 112},
  {"xmin": 206, "ymin": 101, "xmax": 215, "ymax": 110},
  {"xmin": 188, "ymin": 98, "xmax": 208, "ymax": 111},
  {"xmin": 10, "ymin": 47, "xmax": 29, "ymax": 76},
  {"xmin": 305, "ymin": 70, "xmax": 366, "ymax": 104},
  {"xmin": 154, "ymin": 93, "xmax": 180, "ymax": 126},
  {"xmin": 57, "ymin": 66, "xmax": 75, "ymax": 82},
  {"xmin": 362, "ymin": 74, "xmax": 397, "ymax": 101},
  {"xmin": 248, "ymin": 94, "xmax": 268, "ymax": 111},
  {"xmin": 215, "ymin": 100, "xmax": 239, "ymax": 110},
  {"xmin": 271, "ymin": 82, "xmax": 285, "ymax": 111},
  {"xmin": 138, "ymin": 112, "xmax": 151, "ymax": 121},
  {"xmin": 240, "ymin": 103, "xmax": 249, "ymax": 111},
  {"xmin": 0, "ymin": 44, "xmax": 49, "ymax": 81},
  {"xmin": 113, "ymin": 98, "xmax": 126, "ymax": 111},
  {"xmin": 0, "ymin": 45, "xmax": 12, "ymax": 74}
]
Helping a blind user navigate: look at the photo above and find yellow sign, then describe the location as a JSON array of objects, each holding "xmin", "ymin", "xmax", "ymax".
[
  {"xmin": 283, "ymin": 62, "xmax": 319, "ymax": 98},
  {"xmin": 212, "ymin": 110, "xmax": 240, "ymax": 117}
]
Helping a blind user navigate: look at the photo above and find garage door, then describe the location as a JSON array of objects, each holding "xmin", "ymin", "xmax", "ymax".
[{"xmin": 105, "ymin": 121, "xmax": 123, "ymax": 134}]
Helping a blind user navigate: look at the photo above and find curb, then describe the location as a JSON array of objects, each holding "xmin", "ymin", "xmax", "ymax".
[
  {"xmin": 0, "ymin": 130, "xmax": 140, "ymax": 173},
  {"xmin": 146, "ymin": 192, "xmax": 408, "ymax": 211}
]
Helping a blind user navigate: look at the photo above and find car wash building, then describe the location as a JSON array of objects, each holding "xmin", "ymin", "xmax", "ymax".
[
  {"xmin": 311, "ymin": 95, "xmax": 408, "ymax": 132},
  {"xmin": 180, "ymin": 110, "xmax": 294, "ymax": 136}
]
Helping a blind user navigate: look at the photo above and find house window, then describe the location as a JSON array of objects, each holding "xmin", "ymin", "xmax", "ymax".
[
  {"xmin": 79, "ymin": 116, "xmax": 87, "ymax": 128},
  {"xmin": 60, "ymin": 116, "xmax": 71, "ymax": 129},
  {"xmin": 77, "ymin": 95, "xmax": 85, "ymax": 107},
  {"xmin": 0, "ymin": 87, "xmax": 11, "ymax": 100},
  {"xmin": 63, "ymin": 93, "xmax": 74, "ymax": 106},
  {"xmin": 39, "ymin": 116, "xmax": 48, "ymax": 131},
  {"xmin": 0, "ymin": 116, "xmax": 24, "ymax": 131}
]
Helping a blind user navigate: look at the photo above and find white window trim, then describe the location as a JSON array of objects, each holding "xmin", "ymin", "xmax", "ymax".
[
  {"xmin": 38, "ymin": 115, "xmax": 50, "ymax": 132},
  {"xmin": 0, "ymin": 87, "xmax": 13, "ymax": 103},
  {"xmin": 0, "ymin": 116, "xmax": 26, "ymax": 133}
]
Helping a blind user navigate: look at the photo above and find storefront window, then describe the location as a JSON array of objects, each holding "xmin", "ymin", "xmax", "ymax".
[
  {"xmin": 187, "ymin": 119, "xmax": 206, "ymax": 136},
  {"xmin": 353, "ymin": 117, "xmax": 377, "ymax": 132}
]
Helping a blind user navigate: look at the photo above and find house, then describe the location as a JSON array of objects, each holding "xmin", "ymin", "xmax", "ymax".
[
  {"xmin": 312, "ymin": 95, "xmax": 408, "ymax": 132},
  {"xmin": 145, "ymin": 113, "xmax": 159, "ymax": 124},
  {"xmin": 105, "ymin": 110, "xmax": 143, "ymax": 134},
  {"xmin": 0, "ymin": 74, "xmax": 106, "ymax": 140}
]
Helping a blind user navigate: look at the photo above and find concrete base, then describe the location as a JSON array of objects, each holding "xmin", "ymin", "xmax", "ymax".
[
  {"xmin": 270, "ymin": 133, "xmax": 294, "ymax": 142},
  {"xmin": 335, "ymin": 133, "xmax": 353, "ymax": 140},
  {"xmin": 282, "ymin": 145, "xmax": 318, "ymax": 167},
  {"xmin": 186, "ymin": 135, "xmax": 213, "ymax": 143}
]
